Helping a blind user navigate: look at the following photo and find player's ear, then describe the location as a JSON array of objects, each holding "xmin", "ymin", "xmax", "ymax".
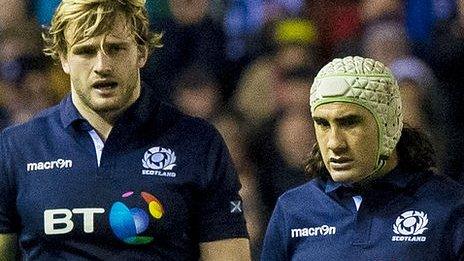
[
  {"xmin": 137, "ymin": 45, "xmax": 148, "ymax": 68},
  {"xmin": 60, "ymin": 54, "xmax": 70, "ymax": 74}
]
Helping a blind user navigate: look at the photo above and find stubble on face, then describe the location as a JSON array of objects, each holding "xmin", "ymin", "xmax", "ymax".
[
  {"xmin": 70, "ymin": 65, "xmax": 140, "ymax": 115},
  {"xmin": 62, "ymin": 13, "xmax": 145, "ymax": 122}
]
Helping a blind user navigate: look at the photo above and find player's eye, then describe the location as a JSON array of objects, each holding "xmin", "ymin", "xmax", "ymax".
[
  {"xmin": 73, "ymin": 47, "xmax": 96, "ymax": 56},
  {"xmin": 340, "ymin": 116, "xmax": 362, "ymax": 128},
  {"xmin": 314, "ymin": 118, "xmax": 330, "ymax": 128},
  {"xmin": 107, "ymin": 45, "xmax": 125, "ymax": 54}
]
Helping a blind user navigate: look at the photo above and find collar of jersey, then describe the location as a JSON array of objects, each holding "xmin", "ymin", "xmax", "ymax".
[
  {"xmin": 59, "ymin": 82, "xmax": 159, "ymax": 132},
  {"xmin": 323, "ymin": 167, "xmax": 416, "ymax": 194},
  {"xmin": 59, "ymin": 95, "xmax": 88, "ymax": 130}
]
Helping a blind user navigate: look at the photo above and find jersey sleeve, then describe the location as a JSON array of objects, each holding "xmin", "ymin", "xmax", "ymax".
[
  {"xmin": 193, "ymin": 128, "xmax": 248, "ymax": 242},
  {"xmin": 260, "ymin": 199, "xmax": 288, "ymax": 261},
  {"xmin": 0, "ymin": 131, "xmax": 19, "ymax": 233}
]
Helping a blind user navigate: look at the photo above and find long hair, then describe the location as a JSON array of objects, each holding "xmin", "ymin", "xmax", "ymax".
[
  {"xmin": 304, "ymin": 126, "xmax": 436, "ymax": 179},
  {"xmin": 42, "ymin": 0, "xmax": 162, "ymax": 60}
]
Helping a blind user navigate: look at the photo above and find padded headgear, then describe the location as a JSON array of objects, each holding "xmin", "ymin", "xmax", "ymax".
[{"xmin": 310, "ymin": 56, "xmax": 403, "ymax": 161}]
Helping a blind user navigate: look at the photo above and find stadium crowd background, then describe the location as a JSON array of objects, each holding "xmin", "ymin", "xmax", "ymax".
[{"xmin": 1, "ymin": 0, "xmax": 464, "ymax": 259}]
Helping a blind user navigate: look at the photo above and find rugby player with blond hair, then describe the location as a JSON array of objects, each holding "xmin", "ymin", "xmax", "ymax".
[{"xmin": 0, "ymin": 1, "xmax": 250, "ymax": 259}]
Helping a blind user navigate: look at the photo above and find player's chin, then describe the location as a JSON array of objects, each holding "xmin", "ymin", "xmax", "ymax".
[
  {"xmin": 90, "ymin": 99, "xmax": 126, "ymax": 113},
  {"xmin": 328, "ymin": 169, "xmax": 359, "ymax": 183}
]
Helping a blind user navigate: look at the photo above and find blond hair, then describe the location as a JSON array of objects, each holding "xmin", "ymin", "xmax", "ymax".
[{"xmin": 43, "ymin": 0, "xmax": 162, "ymax": 60}]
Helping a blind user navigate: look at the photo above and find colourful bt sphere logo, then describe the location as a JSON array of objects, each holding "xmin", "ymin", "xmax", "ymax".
[{"xmin": 109, "ymin": 191, "xmax": 164, "ymax": 245}]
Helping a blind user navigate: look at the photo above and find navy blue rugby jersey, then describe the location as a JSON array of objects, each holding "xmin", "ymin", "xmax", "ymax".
[
  {"xmin": 0, "ymin": 88, "xmax": 248, "ymax": 260},
  {"xmin": 261, "ymin": 168, "xmax": 464, "ymax": 261}
]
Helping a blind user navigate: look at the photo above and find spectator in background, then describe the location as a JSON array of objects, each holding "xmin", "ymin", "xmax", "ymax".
[
  {"xmin": 330, "ymin": 0, "xmax": 401, "ymax": 57},
  {"xmin": 362, "ymin": 19, "xmax": 408, "ymax": 66},
  {"xmin": 143, "ymin": 0, "xmax": 229, "ymax": 102},
  {"xmin": 273, "ymin": 67, "xmax": 314, "ymax": 114},
  {"xmin": 171, "ymin": 63, "xmax": 271, "ymax": 256},
  {"xmin": 389, "ymin": 58, "xmax": 449, "ymax": 174},
  {"xmin": 172, "ymin": 64, "xmax": 223, "ymax": 120},
  {"xmin": 428, "ymin": 0, "xmax": 464, "ymax": 182},
  {"xmin": 246, "ymin": 66, "xmax": 314, "ymax": 216},
  {"xmin": 233, "ymin": 56, "xmax": 278, "ymax": 129},
  {"xmin": 213, "ymin": 113, "xmax": 266, "ymax": 261},
  {"xmin": 360, "ymin": 0, "xmax": 402, "ymax": 22},
  {"xmin": 389, "ymin": 58, "xmax": 439, "ymax": 131},
  {"xmin": 0, "ymin": 23, "xmax": 44, "ymax": 84},
  {"xmin": 0, "ymin": 18, "xmax": 59, "ymax": 125},
  {"xmin": 0, "ymin": 0, "xmax": 28, "ymax": 30},
  {"xmin": 223, "ymin": 0, "xmax": 306, "ymax": 62},
  {"xmin": 305, "ymin": 0, "xmax": 361, "ymax": 58},
  {"xmin": 234, "ymin": 18, "xmax": 320, "ymax": 128},
  {"xmin": 0, "ymin": 70, "xmax": 57, "ymax": 124},
  {"xmin": 272, "ymin": 19, "xmax": 321, "ymax": 72},
  {"xmin": 273, "ymin": 111, "xmax": 314, "ymax": 189},
  {"xmin": 0, "ymin": 1, "xmax": 50, "ymax": 129}
]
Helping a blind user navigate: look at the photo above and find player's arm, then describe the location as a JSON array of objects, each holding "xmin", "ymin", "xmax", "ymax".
[
  {"xmin": 199, "ymin": 238, "xmax": 251, "ymax": 261},
  {"xmin": 196, "ymin": 126, "xmax": 250, "ymax": 260},
  {"xmin": 0, "ymin": 233, "xmax": 17, "ymax": 260}
]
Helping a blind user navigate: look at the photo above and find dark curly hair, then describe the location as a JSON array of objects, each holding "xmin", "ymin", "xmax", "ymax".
[{"xmin": 304, "ymin": 126, "xmax": 436, "ymax": 179}]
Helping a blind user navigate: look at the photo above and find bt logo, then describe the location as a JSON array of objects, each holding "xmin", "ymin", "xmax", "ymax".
[
  {"xmin": 43, "ymin": 191, "xmax": 164, "ymax": 245},
  {"xmin": 109, "ymin": 191, "xmax": 164, "ymax": 245},
  {"xmin": 44, "ymin": 208, "xmax": 105, "ymax": 235}
]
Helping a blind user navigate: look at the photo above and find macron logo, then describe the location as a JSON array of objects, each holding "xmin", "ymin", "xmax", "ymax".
[
  {"xmin": 291, "ymin": 225, "xmax": 336, "ymax": 238},
  {"xmin": 27, "ymin": 159, "xmax": 73, "ymax": 172}
]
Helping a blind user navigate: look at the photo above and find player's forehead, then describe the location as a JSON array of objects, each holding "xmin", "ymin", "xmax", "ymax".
[
  {"xmin": 313, "ymin": 102, "xmax": 370, "ymax": 120},
  {"xmin": 64, "ymin": 12, "xmax": 134, "ymax": 50}
]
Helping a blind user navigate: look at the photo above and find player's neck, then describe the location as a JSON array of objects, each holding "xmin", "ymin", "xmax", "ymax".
[
  {"xmin": 70, "ymin": 82, "xmax": 141, "ymax": 141},
  {"xmin": 85, "ymin": 113, "xmax": 113, "ymax": 142},
  {"xmin": 72, "ymin": 99, "xmax": 114, "ymax": 141},
  {"xmin": 354, "ymin": 150, "xmax": 399, "ymax": 187}
]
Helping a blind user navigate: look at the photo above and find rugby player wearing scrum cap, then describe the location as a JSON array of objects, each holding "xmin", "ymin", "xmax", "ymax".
[{"xmin": 261, "ymin": 56, "xmax": 464, "ymax": 260}]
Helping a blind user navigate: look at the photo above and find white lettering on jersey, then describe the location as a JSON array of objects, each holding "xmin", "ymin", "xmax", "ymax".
[
  {"xmin": 27, "ymin": 159, "xmax": 73, "ymax": 172},
  {"xmin": 44, "ymin": 208, "xmax": 105, "ymax": 235},
  {"xmin": 291, "ymin": 225, "xmax": 336, "ymax": 238},
  {"xmin": 392, "ymin": 210, "xmax": 428, "ymax": 242}
]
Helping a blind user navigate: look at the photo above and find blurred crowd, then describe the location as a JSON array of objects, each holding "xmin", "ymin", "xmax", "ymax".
[{"xmin": 1, "ymin": 0, "xmax": 464, "ymax": 259}]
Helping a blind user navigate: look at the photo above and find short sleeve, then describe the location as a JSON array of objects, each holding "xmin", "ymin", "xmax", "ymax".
[
  {"xmin": 0, "ymin": 131, "xmax": 19, "ymax": 233},
  {"xmin": 193, "ymin": 128, "xmax": 248, "ymax": 242},
  {"xmin": 261, "ymin": 199, "xmax": 287, "ymax": 261}
]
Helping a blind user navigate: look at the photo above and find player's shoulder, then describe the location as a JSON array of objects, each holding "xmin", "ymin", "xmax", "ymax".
[
  {"xmin": 157, "ymin": 101, "xmax": 220, "ymax": 139},
  {"xmin": 418, "ymin": 171, "xmax": 464, "ymax": 203},
  {"xmin": 276, "ymin": 179, "xmax": 322, "ymax": 208}
]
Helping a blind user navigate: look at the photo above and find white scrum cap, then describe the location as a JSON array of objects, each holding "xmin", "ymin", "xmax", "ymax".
[{"xmin": 310, "ymin": 56, "xmax": 403, "ymax": 163}]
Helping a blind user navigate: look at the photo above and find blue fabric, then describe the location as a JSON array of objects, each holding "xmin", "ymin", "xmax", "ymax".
[
  {"xmin": 261, "ymin": 169, "xmax": 464, "ymax": 260},
  {"xmin": 0, "ymin": 87, "xmax": 247, "ymax": 259}
]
